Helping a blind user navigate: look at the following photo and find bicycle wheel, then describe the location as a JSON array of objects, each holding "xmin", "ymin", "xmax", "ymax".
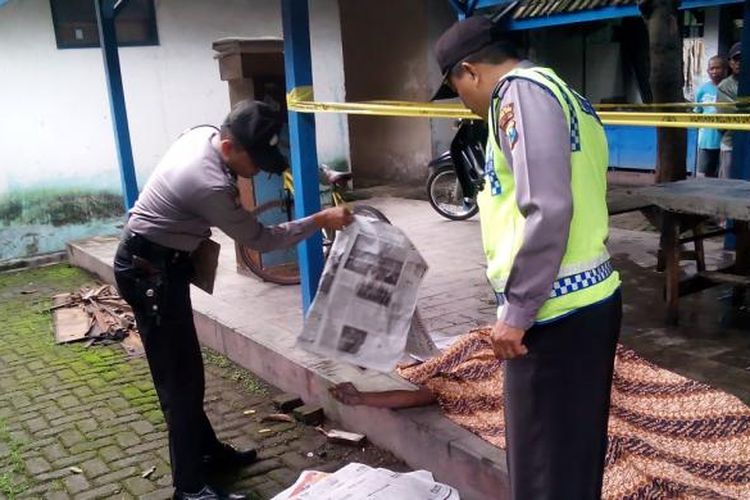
[
  {"xmin": 239, "ymin": 199, "xmax": 301, "ymax": 286},
  {"xmin": 353, "ymin": 204, "xmax": 390, "ymax": 223},
  {"xmin": 322, "ymin": 204, "xmax": 391, "ymax": 259},
  {"xmin": 427, "ymin": 165, "xmax": 478, "ymax": 221},
  {"xmin": 326, "ymin": 205, "xmax": 390, "ymax": 242}
]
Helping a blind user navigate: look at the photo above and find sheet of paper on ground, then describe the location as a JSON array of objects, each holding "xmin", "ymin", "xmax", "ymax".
[
  {"xmin": 272, "ymin": 463, "xmax": 460, "ymax": 500},
  {"xmin": 298, "ymin": 217, "xmax": 431, "ymax": 372}
]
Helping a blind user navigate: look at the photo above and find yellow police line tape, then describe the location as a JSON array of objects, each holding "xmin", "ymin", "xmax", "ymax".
[
  {"xmin": 596, "ymin": 98, "xmax": 750, "ymax": 110},
  {"xmin": 601, "ymin": 112, "xmax": 750, "ymax": 131},
  {"xmin": 287, "ymin": 86, "xmax": 750, "ymax": 131}
]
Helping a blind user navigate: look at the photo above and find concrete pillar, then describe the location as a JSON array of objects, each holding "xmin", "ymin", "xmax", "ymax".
[
  {"xmin": 339, "ymin": 0, "xmax": 436, "ymax": 187},
  {"xmin": 703, "ymin": 6, "xmax": 721, "ymax": 67},
  {"xmin": 428, "ymin": 2, "xmax": 461, "ymax": 158},
  {"xmin": 212, "ymin": 38, "xmax": 293, "ymax": 274},
  {"xmin": 309, "ymin": 0, "xmax": 351, "ymax": 171}
]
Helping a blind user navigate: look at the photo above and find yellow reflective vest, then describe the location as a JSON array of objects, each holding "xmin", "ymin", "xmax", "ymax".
[{"xmin": 478, "ymin": 66, "xmax": 620, "ymax": 323}]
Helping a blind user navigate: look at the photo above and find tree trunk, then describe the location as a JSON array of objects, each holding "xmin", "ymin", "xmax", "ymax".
[
  {"xmin": 639, "ymin": 0, "xmax": 687, "ymax": 183},
  {"xmin": 621, "ymin": 17, "xmax": 653, "ymax": 104}
]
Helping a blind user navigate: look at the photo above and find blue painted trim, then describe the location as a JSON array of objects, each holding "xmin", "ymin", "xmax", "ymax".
[
  {"xmin": 450, "ymin": 0, "xmax": 481, "ymax": 18},
  {"xmin": 94, "ymin": 0, "xmax": 138, "ymax": 211},
  {"xmin": 449, "ymin": 0, "xmax": 468, "ymax": 19},
  {"xmin": 448, "ymin": 0, "xmax": 464, "ymax": 14},
  {"xmin": 282, "ymin": 0, "xmax": 324, "ymax": 312},
  {"xmin": 476, "ymin": 0, "xmax": 514, "ymax": 9},
  {"xmin": 508, "ymin": 6, "xmax": 639, "ymax": 30},
  {"xmin": 681, "ymin": 0, "xmax": 745, "ymax": 9},
  {"xmin": 113, "ymin": 0, "xmax": 128, "ymax": 16},
  {"xmin": 605, "ymin": 126, "xmax": 699, "ymax": 174},
  {"xmin": 482, "ymin": 0, "xmax": 746, "ymax": 31},
  {"xmin": 466, "ymin": 0, "xmax": 480, "ymax": 16}
]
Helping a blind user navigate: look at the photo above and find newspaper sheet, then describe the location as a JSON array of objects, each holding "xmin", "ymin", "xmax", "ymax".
[
  {"xmin": 272, "ymin": 463, "xmax": 460, "ymax": 500},
  {"xmin": 298, "ymin": 216, "xmax": 431, "ymax": 372},
  {"xmin": 406, "ymin": 307, "xmax": 441, "ymax": 362},
  {"xmin": 272, "ymin": 470, "xmax": 329, "ymax": 499}
]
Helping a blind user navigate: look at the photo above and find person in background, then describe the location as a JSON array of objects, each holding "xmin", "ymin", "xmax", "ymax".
[
  {"xmin": 695, "ymin": 55, "xmax": 727, "ymax": 178},
  {"xmin": 718, "ymin": 42, "xmax": 741, "ymax": 178}
]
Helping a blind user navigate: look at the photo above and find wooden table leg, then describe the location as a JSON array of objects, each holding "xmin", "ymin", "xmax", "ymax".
[
  {"xmin": 661, "ymin": 212, "xmax": 681, "ymax": 324},
  {"xmin": 693, "ymin": 223, "xmax": 706, "ymax": 273},
  {"xmin": 732, "ymin": 221, "xmax": 750, "ymax": 306}
]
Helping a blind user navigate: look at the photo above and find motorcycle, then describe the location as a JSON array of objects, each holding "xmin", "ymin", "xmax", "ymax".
[{"xmin": 426, "ymin": 120, "xmax": 487, "ymax": 221}]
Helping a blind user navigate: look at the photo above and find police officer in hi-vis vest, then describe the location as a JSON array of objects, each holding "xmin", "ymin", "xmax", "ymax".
[{"xmin": 433, "ymin": 17, "xmax": 622, "ymax": 499}]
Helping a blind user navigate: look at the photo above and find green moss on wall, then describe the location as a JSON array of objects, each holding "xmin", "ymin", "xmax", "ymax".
[{"xmin": 0, "ymin": 189, "xmax": 123, "ymax": 226}]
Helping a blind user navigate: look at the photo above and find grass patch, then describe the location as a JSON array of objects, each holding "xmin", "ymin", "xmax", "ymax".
[
  {"xmin": 0, "ymin": 188, "xmax": 122, "ymax": 226},
  {"xmin": 202, "ymin": 348, "xmax": 231, "ymax": 369},
  {"xmin": 121, "ymin": 387, "xmax": 143, "ymax": 401},
  {"xmin": 0, "ymin": 418, "xmax": 28, "ymax": 499},
  {"xmin": 145, "ymin": 410, "xmax": 165, "ymax": 426},
  {"xmin": 0, "ymin": 263, "xmax": 87, "ymax": 291},
  {"xmin": 0, "ymin": 264, "xmax": 178, "ymax": 495},
  {"xmin": 202, "ymin": 348, "xmax": 269, "ymax": 396}
]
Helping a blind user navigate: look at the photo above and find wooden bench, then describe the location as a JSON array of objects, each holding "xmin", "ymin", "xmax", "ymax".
[
  {"xmin": 607, "ymin": 187, "xmax": 654, "ymax": 216},
  {"xmin": 640, "ymin": 179, "xmax": 750, "ymax": 323},
  {"xmin": 607, "ymin": 187, "xmax": 710, "ymax": 274}
]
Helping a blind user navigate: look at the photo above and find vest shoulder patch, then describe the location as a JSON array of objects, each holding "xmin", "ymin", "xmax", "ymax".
[{"xmin": 498, "ymin": 103, "xmax": 519, "ymax": 150}]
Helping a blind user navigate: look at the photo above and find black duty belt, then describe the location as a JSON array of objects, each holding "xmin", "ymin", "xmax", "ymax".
[{"xmin": 122, "ymin": 230, "xmax": 191, "ymax": 266}]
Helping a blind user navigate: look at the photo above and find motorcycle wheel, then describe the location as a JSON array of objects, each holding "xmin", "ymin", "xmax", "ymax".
[{"xmin": 426, "ymin": 165, "xmax": 478, "ymax": 221}]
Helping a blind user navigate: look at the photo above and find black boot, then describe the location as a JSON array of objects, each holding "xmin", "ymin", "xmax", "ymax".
[
  {"xmin": 203, "ymin": 442, "xmax": 258, "ymax": 470},
  {"xmin": 173, "ymin": 484, "xmax": 247, "ymax": 500}
]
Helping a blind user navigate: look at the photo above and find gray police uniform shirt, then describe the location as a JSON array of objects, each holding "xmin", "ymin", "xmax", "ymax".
[
  {"xmin": 126, "ymin": 126, "xmax": 318, "ymax": 253},
  {"xmin": 717, "ymin": 75, "xmax": 739, "ymax": 151},
  {"xmin": 493, "ymin": 61, "xmax": 581, "ymax": 330}
]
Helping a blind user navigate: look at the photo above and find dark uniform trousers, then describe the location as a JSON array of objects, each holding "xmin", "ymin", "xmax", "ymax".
[
  {"xmin": 114, "ymin": 232, "xmax": 222, "ymax": 492},
  {"xmin": 504, "ymin": 290, "xmax": 622, "ymax": 500}
]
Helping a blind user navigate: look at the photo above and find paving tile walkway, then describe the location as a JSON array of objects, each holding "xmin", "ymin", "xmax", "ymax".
[
  {"xmin": 18, "ymin": 197, "xmax": 750, "ymax": 499},
  {"xmin": 0, "ymin": 265, "xmax": 403, "ymax": 500}
]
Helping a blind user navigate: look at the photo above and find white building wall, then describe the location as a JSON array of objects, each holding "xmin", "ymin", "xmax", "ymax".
[
  {"xmin": 702, "ymin": 6, "xmax": 722, "ymax": 81},
  {"xmin": 0, "ymin": 0, "xmax": 350, "ymax": 262},
  {"xmin": 0, "ymin": 0, "xmax": 350, "ymax": 194},
  {"xmin": 309, "ymin": 0, "xmax": 350, "ymax": 168}
]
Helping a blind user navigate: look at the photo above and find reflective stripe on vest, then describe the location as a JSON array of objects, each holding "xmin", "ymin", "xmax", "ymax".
[
  {"xmin": 496, "ymin": 259, "xmax": 615, "ymax": 305},
  {"xmin": 488, "ymin": 250, "xmax": 612, "ymax": 293}
]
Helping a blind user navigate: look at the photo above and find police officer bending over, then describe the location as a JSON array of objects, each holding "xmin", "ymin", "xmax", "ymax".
[{"xmin": 114, "ymin": 100, "xmax": 353, "ymax": 500}]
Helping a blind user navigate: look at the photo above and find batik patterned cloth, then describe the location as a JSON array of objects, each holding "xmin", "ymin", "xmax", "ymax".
[{"xmin": 397, "ymin": 328, "xmax": 750, "ymax": 499}]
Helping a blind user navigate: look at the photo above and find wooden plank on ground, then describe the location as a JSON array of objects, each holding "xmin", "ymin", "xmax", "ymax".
[
  {"xmin": 121, "ymin": 332, "xmax": 145, "ymax": 358},
  {"xmin": 52, "ymin": 294, "xmax": 90, "ymax": 344}
]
